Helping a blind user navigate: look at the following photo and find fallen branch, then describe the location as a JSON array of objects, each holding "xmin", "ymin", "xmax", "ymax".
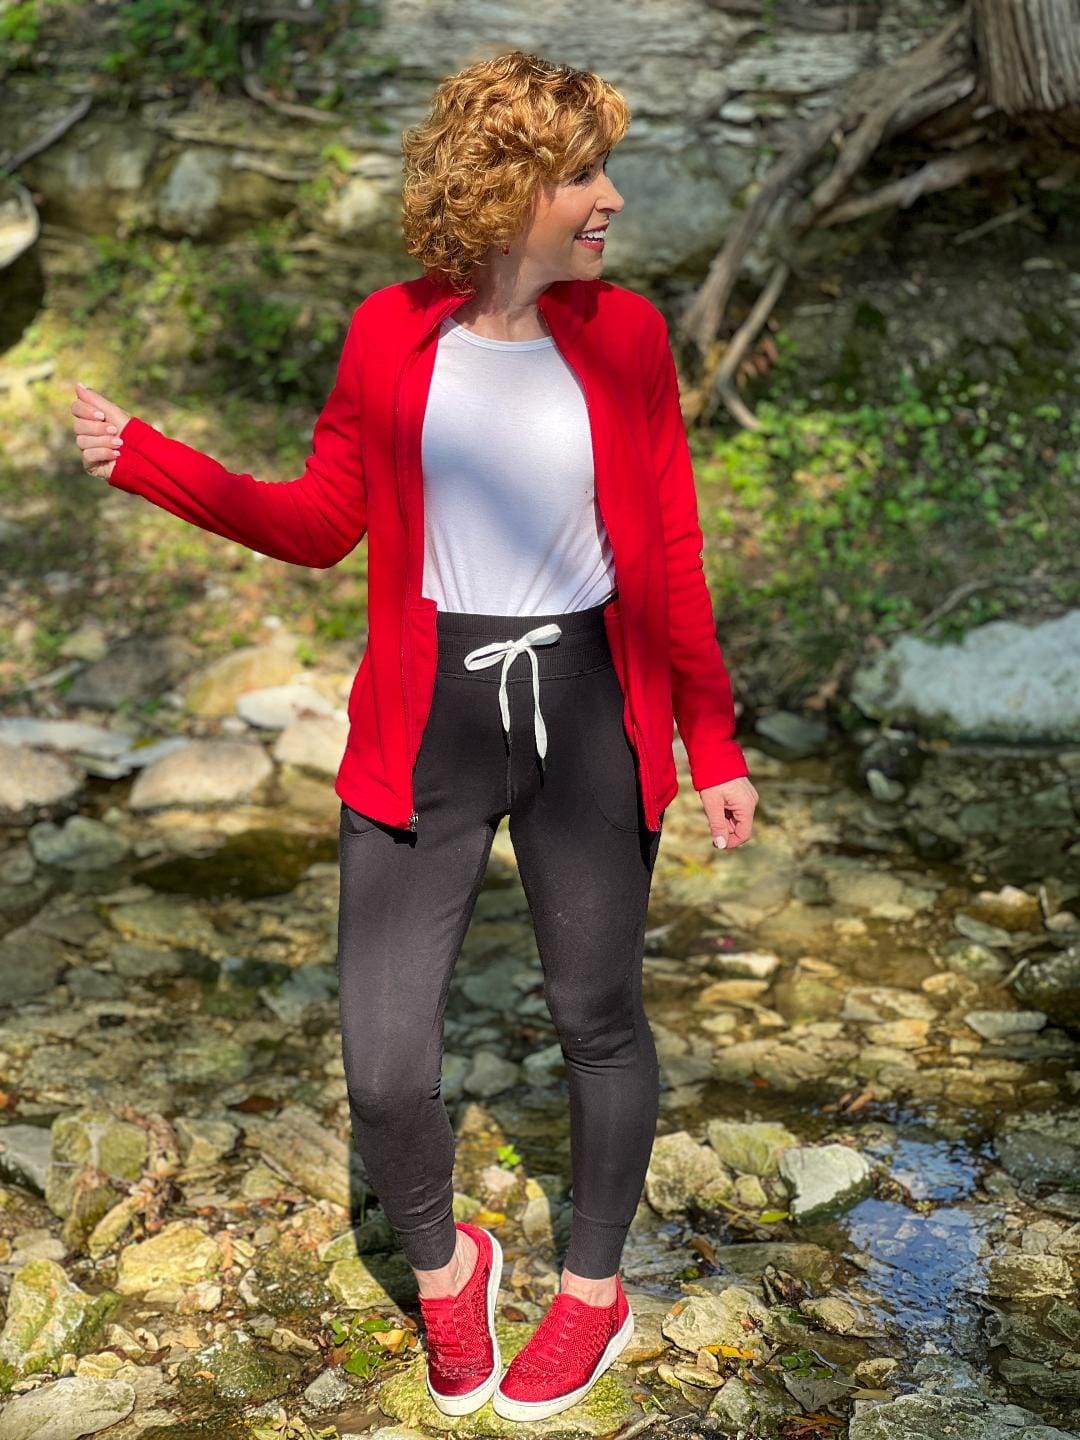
[
  {"xmin": 702, "ymin": 259, "xmax": 790, "ymax": 428},
  {"xmin": 815, "ymin": 140, "xmax": 1027, "ymax": 225},
  {"xmin": 239, "ymin": 41, "xmax": 342, "ymax": 124},
  {"xmin": 680, "ymin": 107, "xmax": 842, "ymax": 356},
  {"xmin": 0, "ymin": 94, "xmax": 93, "ymax": 176}
]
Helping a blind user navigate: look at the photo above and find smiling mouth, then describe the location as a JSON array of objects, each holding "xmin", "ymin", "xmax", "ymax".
[{"xmin": 574, "ymin": 226, "xmax": 608, "ymax": 249}]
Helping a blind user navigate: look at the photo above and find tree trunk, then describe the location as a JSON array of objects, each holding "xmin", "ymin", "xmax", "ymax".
[{"xmin": 974, "ymin": 0, "xmax": 1080, "ymax": 137}]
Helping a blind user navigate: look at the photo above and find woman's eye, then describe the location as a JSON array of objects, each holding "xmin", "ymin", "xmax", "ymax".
[{"xmin": 576, "ymin": 160, "xmax": 607, "ymax": 184}]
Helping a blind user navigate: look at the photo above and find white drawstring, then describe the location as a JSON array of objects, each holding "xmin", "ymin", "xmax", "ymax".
[{"xmin": 462, "ymin": 623, "xmax": 563, "ymax": 769}]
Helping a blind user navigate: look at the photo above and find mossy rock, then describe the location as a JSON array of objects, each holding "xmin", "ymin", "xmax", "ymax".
[
  {"xmin": 0, "ymin": 1259, "xmax": 119, "ymax": 1377},
  {"xmin": 178, "ymin": 1328, "xmax": 302, "ymax": 1405},
  {"xmin": 377, "ymin": 1316, "xmax": 642, "ymax": 1435}
]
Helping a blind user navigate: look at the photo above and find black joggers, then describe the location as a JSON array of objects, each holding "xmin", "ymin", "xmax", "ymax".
[{"xmin": 336, "ymin": 596, "xmax": 664, "ymax": 1279}]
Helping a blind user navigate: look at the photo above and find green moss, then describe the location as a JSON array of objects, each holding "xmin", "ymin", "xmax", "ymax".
[{"xmin": 377, "ymin": 1317, "xmax": 642, "ymax": 1434}]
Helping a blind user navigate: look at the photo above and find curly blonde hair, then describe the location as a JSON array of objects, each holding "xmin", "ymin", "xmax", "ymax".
[{"xmin": 401, "ymin": 50, "xmax": 631, "ymax": 294}]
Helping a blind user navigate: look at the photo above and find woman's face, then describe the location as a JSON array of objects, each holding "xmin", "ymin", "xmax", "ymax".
[{"xmin": 520, "ymin": 149, "xmax": 625, "ymax": 281}]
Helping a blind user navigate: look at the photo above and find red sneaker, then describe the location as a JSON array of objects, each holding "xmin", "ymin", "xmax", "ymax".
[
  {"xmin": 492, "ymin": 1274, "xmax": 634, "ymax": 1421},
  {"xmin": 418, "ymin": 1221, "xmax": 503, "ymax": 1416}
]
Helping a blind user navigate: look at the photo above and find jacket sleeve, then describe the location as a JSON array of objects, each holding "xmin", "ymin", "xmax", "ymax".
[
  {"xmin": 644, "ymin": 306, "xmax": 750, "ymax": 790},
  {"xmin": 106, "ymin": 306, "xmax": 368, "ymax": 569}
]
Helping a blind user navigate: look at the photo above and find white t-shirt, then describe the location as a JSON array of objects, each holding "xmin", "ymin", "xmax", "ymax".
[{"xmin": 419, "ymin": 313, "xmax": 617, "ymax": 615}]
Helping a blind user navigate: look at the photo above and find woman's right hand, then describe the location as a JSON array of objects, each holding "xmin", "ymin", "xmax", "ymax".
[{"xmin": 71, "ymin": 382, "xmax": 131, "ymax": 479}]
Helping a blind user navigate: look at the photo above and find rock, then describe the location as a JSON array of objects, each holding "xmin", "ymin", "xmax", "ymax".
[
  {"xmin": 753, "ymin": 711, "xmax": 830, "ymax": 756},
  {"xmin": 964, "ymin": 1010, "xmax": 1047, "ymax": 1040},
  {"xmin": 697, "ymin": 1242, "xmax": 836, "ymax": 1288},
  {"xmin": 175, "ymin": 1116, "xmax": 239, "ymax": 1167},
  {"xmin": 0, "ymin": 929, "xmax": 69, "ymax": 1004},
  {"xmin": 522, "ymin": 1041, "xmax": 566, "ymax": 1085},
  {"xmin": 986, "ymin": 1253, "xmax": 1074, "ymax": 1300},
  {"xmin": 302, "ymin": 1364, "xmax": 356, "ymax": 1412},
  {"xmin": 108, "ymin": 897, "xmax": 224, "ymax": 957},
  {"xmin": 0, "ymin": 1124, "xmax": 52, "ymax": 1192},
  {"xmin": 662, "ymin": 1287, "xmax": 775, "ymax": 1359},
  {"xmin": 246, "ymin": 1103, "xmax": 361, "ymax": 1207},
  {"xmin": 237, "ymin": 682, "xmax": 335, "ymax": 729},
  {"xmin": 841, "ymin": 986, "xmax": 937, "ymax": 1023},
  {"xmin": 116, "ymin": 1221, "xmax": 223, "ymax": 1302},
  {"xmin": 1015, "ymin": 944, "xmax": 1080, "ymax": 1029},
  {"xmin": 848, "ymin": 609, "xmax": 1080, "ymax": 744},
  {"xmin": 995, "ymin": 1110, "xmax": 1080, "ymax": 1185},
  {"xmin": 1046, "ymin": 1300, "xmax": 1080, "ymax": 1347},
  {"xmin": 0, "ymin": 1375, "xmax": 135, "ymax": 1439},
  {"xmin": 464, "ymin": 1049, "xmax": 520, "ymax": 1098},
  {"xmin": 705, "ymin": 950, "xmax": 781, "ymax": 981},
  {"xmin": 943, "ymin": 941, "xmax": 1009, "ymax": 983},
  {"xmin": 128, "ymin": 739, "xmax": 273, "ymax": 809},
  {"xmin": 182, "ymin": 639, "xmax": 300, "ymax": 716},
  {"xmin": 0, "ymin": 717, "xmax": 125, "ymax": 757},
  {"xmin": 27, "ymin": 816, "xmax": 130, "ymax": 870},
  {"xmin": 44, "ymin": 1110, "xmax": 148, "ymax": 1220},
  {"xmin": 65, "ymin": 634, "xmax": 193, "ymax": 709},
  {"xmin": 0, "ymin": 742, "xmax": 84, "ymax": 823},
  {"xmin": 644, "ymin": 1131, "xmax": 733, "ymax": 1216},
  {"xmin": 273, "ymin": 713, "xmax": 350, "ymax": 776},
  {"xmin": 167, "ymin": 1035, "xmax": 252, "ymax": 1085},
  {"xmin": 110, "ymin": 941, "xmax": 185, "ymax": 978},
  {"xmin": 855, "ymin": 1357, "xmax": 900, "ymax": 1387},
  {"xmin": 379, "ymin": 1314, "xmax": 640, "ymax": 1433},
  {"xmin": 327, "ymin": 1254, "xmax": 416, "ymax": 1311},
  {"xmin": 707, "ymin": 1372, "xmax": 792, "ymax": 1435},
  {"xmin": 800, "ymin": 1296, "xmax": 877, "ymax": 1336},
  {"xmin": 178, "ymin": 1328, "xmax": 301, "ymax": 1403},
  {"xmin": 848, "ymin": 1392, "xmax": 1078, "ymax": 1438},
  {"xmin": 997, "ymin": 1355, "xmax": 1080, "ymax": 1403},
  {"xmin": 779, "ymin": 1144, "xmax": 872, "ymax": 1221},
  {"xmin": 0, "ymin": 1260, "xmax": 118, "ymax": 1376},
  {"xmin": 259, "ymin": 964, "xmax": 337, "ymax": 1024},
  {"xmin": 705, "ymin": 1120, "xmax": 797, "ymax": 1177}
]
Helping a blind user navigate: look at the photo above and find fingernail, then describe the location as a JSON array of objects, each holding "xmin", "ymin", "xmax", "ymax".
[
  {"xmin": 713, "ymin": 836, "xmax": 726, "ymax": 848},
  {"xmin": 106, "ymin": 425, "xmax": 117, "ymax": 433},
  {"xmin": 95, "ymin": 411, "xmax": 106, "ymax": 420}
]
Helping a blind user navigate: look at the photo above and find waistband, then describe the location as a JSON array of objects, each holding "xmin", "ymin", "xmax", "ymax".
[{"xmin": 435, "ymin": 594, "xmax": 615, "ymax": 680}]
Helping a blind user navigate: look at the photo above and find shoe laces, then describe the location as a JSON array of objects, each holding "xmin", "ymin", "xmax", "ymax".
[
  {"xmin": 421, "ymin": 1284, "xmax": 488, "ymax": 1379},
  {"xmin": 510, "ymin": 1292, "xmax": 603, "ymax": 1376}
]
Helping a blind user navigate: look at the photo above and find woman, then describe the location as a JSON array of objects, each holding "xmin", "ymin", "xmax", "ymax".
[{"xmin": 72, "ymin": 49, "xmax": 757, "ymax": 1423}]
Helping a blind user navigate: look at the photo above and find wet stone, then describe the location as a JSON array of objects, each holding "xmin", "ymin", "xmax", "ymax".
[
  {"xmin": 644, "ymin": 1131, "xmax": 733, "ymax": 1215},
  {"xmin": 848, "ymin": 1392, "xmax": 1079, "ymax": 1438},
  {"xmin": 662, "ymin": 1287, "xmax": 775, "ymax": 1360},
  {"xmin": 178, "ymin": 1328, "xmax": 301, "ymax": 1404},
  {"xmin": 986, "ymin": 1253, "xmax": 1074, "ymax": 1300},
  {"xmin": 0, "ymin": 928, "xmax": 69, "ymax": 1004},
  {"xmin": 705, "ymin": 1120, "xmax": 797, "ymax": 1177},
  {"xmin": 779, "ymin": 1143, "xmax": 873, "ymax": 1221},
  {"xmin": 995, "ymin": 1110, "xmax": 1080, "ymax": 1186}
]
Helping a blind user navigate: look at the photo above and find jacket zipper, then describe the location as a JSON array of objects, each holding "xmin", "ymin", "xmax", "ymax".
[
  {"xmin": 397, "ymin": 294, "xmax": 470, "ymax": 833},
  {"xmin": 554, "ymin": 338, "xmax": 658, "ymax": 831}
]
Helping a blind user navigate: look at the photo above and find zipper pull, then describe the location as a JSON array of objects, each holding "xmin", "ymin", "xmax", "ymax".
[{"xmin": 408, "ymin": 811, "xmax": 419, "ymax": 831}]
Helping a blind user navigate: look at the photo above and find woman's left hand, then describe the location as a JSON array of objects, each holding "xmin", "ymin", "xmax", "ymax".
[{"xmin": 699, "ymin": 777, "xmax": 758, "ymax": 850}]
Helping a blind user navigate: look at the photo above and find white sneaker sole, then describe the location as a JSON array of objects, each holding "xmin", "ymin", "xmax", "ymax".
[
  {"xmin": 425, "ymin": 1229, "xmax": 505, "ymax": 1416},
  {"xmin": 491, "ymin": 1301, "xmax": 634, "ymax": 1421}
]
